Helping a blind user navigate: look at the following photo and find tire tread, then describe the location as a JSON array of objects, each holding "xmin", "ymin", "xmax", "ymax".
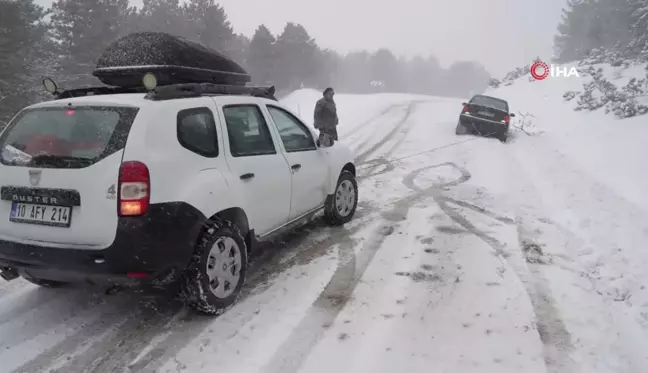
[
  {"xmin": 324, "ymin": 170, "xmax": 358, "ymax": 226},
  {"xmin": 180, "ymin": 218, "xmax": 248, "ymax": 315}
]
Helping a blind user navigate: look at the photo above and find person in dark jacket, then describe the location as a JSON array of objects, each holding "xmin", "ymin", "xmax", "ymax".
[{"xmin": 314, "ymin": 87, "xmax": 338, "ymax": 146}]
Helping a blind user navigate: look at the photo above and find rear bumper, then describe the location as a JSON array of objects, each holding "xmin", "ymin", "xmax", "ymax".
[
  {"xmin": 0, "ymin": 202, "xmax": 206, "ymax": 285},
  {"xmin": 459, "ymin": 114, "xmax": 508, "ymax": 135}
]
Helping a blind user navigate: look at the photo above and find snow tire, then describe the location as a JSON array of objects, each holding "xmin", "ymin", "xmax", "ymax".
[
  {"xmin": 180, "ymin": 218, "xmax": 248, "ymax": 316},
  {"xmin": 324, "ymin": 171, "xmax": 358, "ymax": 226}
]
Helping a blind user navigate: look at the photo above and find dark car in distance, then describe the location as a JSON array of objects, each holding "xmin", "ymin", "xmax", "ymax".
[{"xmin": 455, "ymin": 95, "xmax": 515, "ymax": 142}]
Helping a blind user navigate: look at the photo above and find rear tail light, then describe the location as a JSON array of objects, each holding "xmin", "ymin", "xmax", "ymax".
[
  {"xmin": 118, "ymin": 161, "xmax": 150, "ymax": 216},
  {"xmin": 503, "ymin": 115, "xmax": 510, "ymax": 124},
  {"xmin": 462, "ymin": 105, "xmax": 471, "ymax": 113}
]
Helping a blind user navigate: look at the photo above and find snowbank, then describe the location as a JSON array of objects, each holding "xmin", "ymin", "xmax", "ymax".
[{"xmin": 485, "ymin": 65, "xmax": 648, "ymax": 212}]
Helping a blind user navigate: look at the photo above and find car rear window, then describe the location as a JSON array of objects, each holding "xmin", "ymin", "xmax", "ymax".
[
  {"xmin": 0, "ymin": 106, "xmax": 138, "ymax": 168},
  {"xmin": 470, "ymin": 96, "xmax": 508, "ymax": 112}
]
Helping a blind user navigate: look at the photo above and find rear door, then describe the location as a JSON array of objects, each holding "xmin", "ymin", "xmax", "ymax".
[
  {"xmin": 0, "ymin": 105, "xmax": 138, "ymax": 249},
  {"xmin": 218, "ymin": 101, "xmax": 292, "ymax": 235},
  {"xmin": 265, "ymin": 104, "xmax": 328, "ymax": 220}
]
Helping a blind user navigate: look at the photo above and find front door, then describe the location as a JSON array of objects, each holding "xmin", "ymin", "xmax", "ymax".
[{"xmin": 266, "ymin": 105, "xmax": 328, "ymax": 220}]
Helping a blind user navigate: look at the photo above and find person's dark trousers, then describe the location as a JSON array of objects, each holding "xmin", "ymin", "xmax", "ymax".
[{"xmin": 318, "ymin": 127, "xmax": 338, "ymax": 147}]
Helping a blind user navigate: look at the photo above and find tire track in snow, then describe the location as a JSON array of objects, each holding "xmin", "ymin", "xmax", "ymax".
[
  {"xmin": 8, "ymin": 295, "xmax": 141, "ymax": 373},
  {"xmin": 352, "ymin": 100, "xmax": 423, "ymax": 181},
  {"xmin": 11, "ymin": 227, "xmax": 346, "ymax": 373},
  {"xmin": 45, "ymin": 303, "xmax": 184, "ymax": 373},
  {"xmin": 261, "ymin": 206, "xmax": 404, "ymax": 373},
  {"xmin": 260, "ymin": 162, "xmax": 473, "ymax": 373},
  {"xmin": 514, "ymin": 224, "xmax": 576, "ymax": 373},
  {"xmin": 342, "ymin": 102, "xmax": 410, "ymax": 139},
  {"xmin": 354, "ymin": 101, "xmax": 421, "ymax": 164},
  {"xmin": 0, "ymin": 289, "xmax": 119, "ymax": 353},
  {"xmin": 124, "ymin": 214, "xmax": 378, "ymax": 373},
  {"xmin": 402, "ymin": 162, "xmax": 576, "ymax": 373},
  {"xmin": 501, "ymin": 138, "xmax": 648, "ymax": 370},
  {"xmin": 0, "ymin": 285, "xmax": 81, "ymax": 327},
  {"xmin": 13, "ymin": 199, "xmax": 381, "ymax": 372},
  {"xmin": 344, "ymin": 104, "xmax": 409, "ymax": 153}
]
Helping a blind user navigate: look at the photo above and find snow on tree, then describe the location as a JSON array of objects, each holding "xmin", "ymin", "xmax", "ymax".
[
  {"xmin": 0, "ymin": 0, "xmax": 53, "ymax": 124},
  {"xmin": 247, "ymin": 25, "xmax": 277, "ymax": 85}
]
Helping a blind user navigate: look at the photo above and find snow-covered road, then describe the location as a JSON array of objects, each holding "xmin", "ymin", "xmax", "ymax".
[{"xmin": 1, "ymin": 89, "xmax": 647, "ymax": 373}]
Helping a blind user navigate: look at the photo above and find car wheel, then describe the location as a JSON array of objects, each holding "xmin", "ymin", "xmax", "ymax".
[
  {"xmin": 324, "ymin": 171, "xmax": 358, "ymax": 226},
  {"xmin": 22, "ymin": 273, "xmax": 68, "ymax": 288},
  {"xmin": 497, "ymin": 131, "xmax": 508, "ymax": 143},
  {"xmin": 181, "ymin": 219, "xmax": 248, "ymax": 316},
  {"xmin": 455, "ymin": 122, "xmax": 468, "ymax": 135}
]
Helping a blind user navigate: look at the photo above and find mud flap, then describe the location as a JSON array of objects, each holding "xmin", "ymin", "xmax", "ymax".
[{"xmin": 0, "ymin": 266, "xmax": 20, "ymax": 281}]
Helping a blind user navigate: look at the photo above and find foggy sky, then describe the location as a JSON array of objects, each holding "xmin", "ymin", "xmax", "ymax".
[{"xmin": 36, "ymin": 0, "xmax": 567, "ymax": 77}]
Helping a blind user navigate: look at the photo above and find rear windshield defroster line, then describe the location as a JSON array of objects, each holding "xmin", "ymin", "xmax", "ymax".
[{"xmin": 0, "ymin": 106, "xmax": 139, "ymax": 169}]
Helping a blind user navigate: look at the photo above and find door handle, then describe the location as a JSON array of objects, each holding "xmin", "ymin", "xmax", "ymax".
[
  {"xmin": 240, "ymin": 173, "xmax": 255, "ymax": 180},
  {"xmin": 291, "ymin": 164, "xmax": 301, "ymax": 171}
]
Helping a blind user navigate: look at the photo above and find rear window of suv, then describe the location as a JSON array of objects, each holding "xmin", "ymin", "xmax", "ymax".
[{"xmin": 0, "ymin": 106, "xmax": 138, "ymax": 168}]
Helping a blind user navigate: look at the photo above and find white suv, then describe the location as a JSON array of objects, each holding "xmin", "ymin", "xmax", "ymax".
[{"xmin": 0, "ymin": 82, "xmax": 358, "ymax": 315}]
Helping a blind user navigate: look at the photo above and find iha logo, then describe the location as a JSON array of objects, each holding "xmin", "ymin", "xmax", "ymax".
[{"xmin": 530, "ymin": 61, "xmax": 579, "ymax": 80}]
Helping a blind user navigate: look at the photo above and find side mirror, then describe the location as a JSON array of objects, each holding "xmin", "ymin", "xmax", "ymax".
[
  {"xmin": 509, "ymin": 113, "xmax": 516, "ymax": 117},
  {"xmin": 462, "ymin": 102, "xmax": 468, "ymax": 106},
  {"xmin": 42, "ymin": 78, "xmax": 58, "ymax": 95}
]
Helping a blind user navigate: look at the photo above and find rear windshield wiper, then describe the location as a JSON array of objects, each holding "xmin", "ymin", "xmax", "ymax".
[{"xmin": 29, "ymin": 155, "xmax": 94, "ymax": 167}]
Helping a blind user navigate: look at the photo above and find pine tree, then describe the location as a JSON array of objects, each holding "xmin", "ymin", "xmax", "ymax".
[
  {"xmin": 554, "ymin": 0, "xmax": 634, "ymax": 62},
  {"xmin": 184, "ymin": 0, "xmax": 236, "ymax": 56},
  {"xmin": 629, "ymin": 0, "xmax": 648, "ymax": 58},
  {"xmin": 590, "ymin": 0, "xmax": 634, "ymax": 50},
  {"xmin": 370, "ymin": 49, "xmax": 401, "ymax": 91},
  {"xmin": 0, "ymin": 0, "xmax": 51, "ymax": 124},
  {"xmin": 405, "ymin": 56, "xmax": 432, "ymax": 94},
  {"xmin": 554, "ymin": 0, "xmax": 596, "ymax": 62},
  {"xmin": 228, "ymin": 33, "xmax": 250, "ymax": 66},
  {"xmin": 442, "ymin": 61, "xmax": 490, "ymax": 98},
  {"xmin": 424, "ymin": 55, "xmax": 444, "ymax": 96},
  {"xmin": 337, "ymin": 51, "xmax": 372, "ymax": 93},
  {"xmin": 137, "ymin": 0, "xmax": 191, "ymax": 38},
  {"xmin": 247, "ymin": 25, "xmax": 277, "ymax": 85},
  {"xmin": 275, "ymin": 23, "xmax": 319, "ymax": 91},
  {"xmin": 310, "ymin": 48, "xmax": 340, "ymax": 89},
  {"xmin": 50, "ymin": 0, "xmax": 134, "ymax": 85}
]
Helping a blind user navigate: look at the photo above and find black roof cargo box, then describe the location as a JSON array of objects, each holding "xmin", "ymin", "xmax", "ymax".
[{"xmin": 93, "ymin": 32, "xmax": 250, "ymax": 88}]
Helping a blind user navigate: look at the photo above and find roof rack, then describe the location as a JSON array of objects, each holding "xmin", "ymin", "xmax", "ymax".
[
  {"xmin": 53, "ymin": 83, "xmax": 277, "ymax": 101},
  {"xmin": 146, "ymin": 83, "xmax": 277, "ymax": 101},
  {"xmin": 56, "ymin": 85, "xmax": 148, "ymax": 99}
]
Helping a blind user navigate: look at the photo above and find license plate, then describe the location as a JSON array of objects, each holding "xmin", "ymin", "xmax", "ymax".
[
  {"xmin": 478, "ymin": 111, "xmax": 494, "ymax": 117},
  {"xmin": 10, "ymin": 202, "xmax": 72, "ymax": 227}
]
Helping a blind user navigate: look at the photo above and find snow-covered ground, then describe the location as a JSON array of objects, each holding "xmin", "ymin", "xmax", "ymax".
[{"xmin": 1, "ymin": 68, "xmax": 648, "ymax": 373}]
